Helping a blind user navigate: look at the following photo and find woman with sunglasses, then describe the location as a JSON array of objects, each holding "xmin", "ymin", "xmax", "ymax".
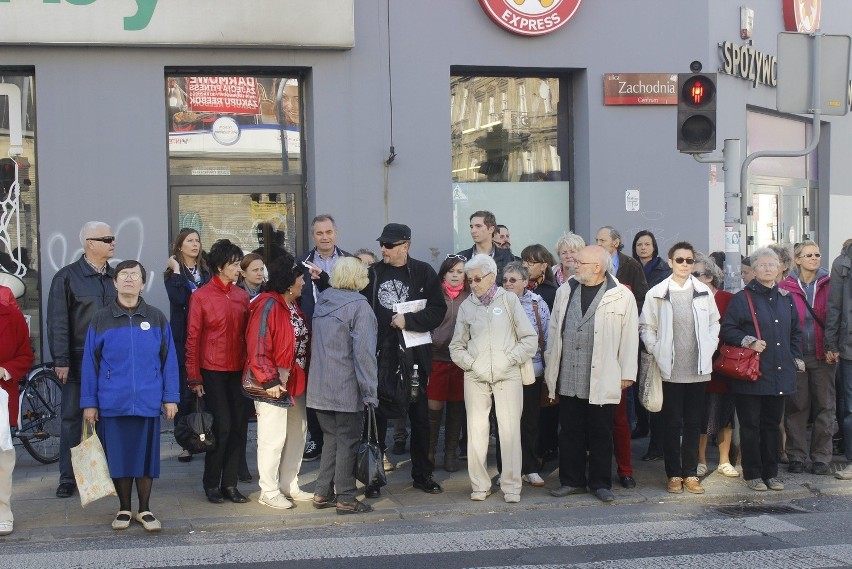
[
  {"xmin": 720, "ymin": 247, "xmax": 803, "ymax": 492},
  {"xmin": 164, "ymin": 228, "xmax": 211, "ymax": 463},
  {"xmin": 639, "ymin": 242, "xmax": 720, "ymax": 494},
  {"xmin": 778, "ymin": 240, "xmax": 834, "ymax": 476},
  {"xmin": 426, "ymin": 254, "xmax": 470, "ymax": 472},
  {"xmin": 450, "ymin": 254, "xmax": 537, "ymax": 503}
]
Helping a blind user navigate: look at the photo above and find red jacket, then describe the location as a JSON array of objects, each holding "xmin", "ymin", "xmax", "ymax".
[
  {"xmin": 185, "ymin": 277, "xmax": 249, "ymax": 385},
  {"xmin": 0, "ymin": 286, "xmax": 18, "ymax": 309},
  {"xmin": 1, "ymin": 303, "xmax": 34, "ymax": 426},
  {"xmin": 245, "ymin": 292, "xmax": 309, "ymax": 397}
]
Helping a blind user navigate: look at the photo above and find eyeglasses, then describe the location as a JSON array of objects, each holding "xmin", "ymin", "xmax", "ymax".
[
  {"xmin": 798, "ymin": 253, "xmax": 821, "ymax": 259},
  {"xmin": 574, "ymin": 260, "xmax": 598, "ymax": 266},
  {"xmin": 755, "ymin": 263, "xmax": 779, "ymax": 270},
  {"xmin": 502, "ymin": 277, "xmax": 521, "ymax": 284},
  {"xmin": 691, "ymin": 271, "xmax": 708, "ymax": 278},
  {"xmin": 446, "ymin": 254, "xmax": 467, "ymax": 261},
  {"xmin": 673, "ymin": 257, "xmax": 695, "ymax": 265},
  {"xmin": 522, "ymin": 259, "xmax": 544, "ymax": 265},
  {"xmin": 87, "ymin": 236, "xmax": 116, "ymax": 244},
  {"xmin": 379, "ymin": 241, "xmax": 406, "ymax": 249},
  {"xmin": 116, "ymin": 272, "xmax": 141, "ymax": 282},
  {"xmin": 467, "ymin": 275, "xmax": 491, "ymax": 284}
]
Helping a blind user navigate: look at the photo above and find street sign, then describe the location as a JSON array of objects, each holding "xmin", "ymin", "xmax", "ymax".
[{"xmin": 777, "ymin": 32, "xmax": 851, "ymax": 116}]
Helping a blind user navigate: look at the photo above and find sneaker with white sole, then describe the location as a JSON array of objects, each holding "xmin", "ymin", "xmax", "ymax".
[
  {"xmin": 0, "ymin": 521, "xmax": 12, "ymax": 536},
  {"xmin": 258, "ymin": 493, "xmax": 294, "ymax": 509},
  {"xmin": 470, "ymin": 490, "xmax": 492, "ymax": 501},
  {"xmin": 302, "ymin": 440, "xmax": 321, "ymax": 462},
  {"xmin": 285, "ymin": 488, "xmax": 314, "ymax": 501},
  {"xmin": 764, "ymin": 477, "xmax": 784, "ymax": 491},
  {"xmin": 522, "ymin": 473, "xmax": 545, "ymax": 487},
  {"xmin": 745, "ymin": 478, "xmax": 768, "ymax": 491},
  {"xmin": 716, "ymin": 463, "xmax": 739, "ymax": 477},
  {"xmin": 835, "ymin": 464, "xmax": 852, "ymax": 480},
  {"xmin": 383, "ymin": 455, "xmax": 395, "ymax": 472},
  {"xmin": 504, "ymin": 493, "xmax": 520, "ymax": 503},
  {"xmin": 696, "ymin": 463, "xmax": 707, "ymax": 477}
]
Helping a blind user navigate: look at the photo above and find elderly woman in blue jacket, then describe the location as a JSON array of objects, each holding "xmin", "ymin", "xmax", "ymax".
[
  {"xmin": 82, "ymin": 260, "xmax": 180, "ymax": 532},
  {"xmin": 720, "ymin": 247, "xmax": 803, "ymax": 492}
]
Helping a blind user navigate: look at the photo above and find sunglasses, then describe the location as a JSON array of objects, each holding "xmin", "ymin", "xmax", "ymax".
[
  {"xmin": 446, "ymin": 254, "xmax": 467, "ymax": 261},
  {"xmin": 467, "ymin": 275, "xmax": 490, "ymax": 284},
  {"xmin": 798, "ymin": 253, "xmax": 821, "ymax": 259},
  {"xmin": 379, "ymin": 241, "xmax": 406, "ymax": 249},
  {"xmin": 691, "ymin": 271, "xmax": 708, "ymax": 278},
  {"xmin": 673, "ymin": 257, "xmax": 695, "ymax": 265},
  {"xmin": 502, "ymin": 277, "xmax": 521, "ymax": 284},
  {"xmin": 87, "ymin": 236, "xmax": 116, "ymax": 244}
]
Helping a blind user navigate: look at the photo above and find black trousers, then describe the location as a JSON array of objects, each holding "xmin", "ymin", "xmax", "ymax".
[
  {"xmin": 557, "ymin": 395, "xmax": 616, "ymax": 491},
  {"xmin": 735, "ymin": 393, "xmax": 784, "ymax": 481},
  {"xmin": 59, "ymin": 380, "xmax": 82, "ymax": 485},
  {"xmin": 201, "ymin": 369, "xmax": 248, "ymax": 490},
  {"xmin": 374, "ymin": 385, "xmax": 433, "ymax": 481},
  {"xmin": 496, "ymin": 378, "xmax": 542, "ymax": 474},
  {"xmin": 661, "ymin": 382, "xmax": 706, "ymax": 478}
]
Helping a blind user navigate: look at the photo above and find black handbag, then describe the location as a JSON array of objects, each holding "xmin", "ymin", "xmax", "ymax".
[
  {"xmin": 174, "ymin": 395, "xmax": 216, "ymax": 454},
  {"xmin": 355, "ymin": 405, "xmax": 387, "ymax": 488},
  {"xmin": 376, "ymin": 331, "xmax": 412, "ymax": 419}
]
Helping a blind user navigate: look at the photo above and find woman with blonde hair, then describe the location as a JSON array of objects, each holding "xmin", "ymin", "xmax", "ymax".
[{"xmin": 553, "ymin": 232, "xmax": 586, "ymax": 286}]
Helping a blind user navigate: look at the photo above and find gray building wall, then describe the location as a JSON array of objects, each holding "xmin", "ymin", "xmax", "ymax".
[{"xmin": 1, "ymin": 0, "xmax": 850, "ymax": 359}]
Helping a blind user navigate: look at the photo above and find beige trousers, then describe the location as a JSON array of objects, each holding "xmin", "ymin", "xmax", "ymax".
[
  {"xmin": 465, "ymin": 378, "xmax": 523, "ymax": 496},
  {"xmin": 0, "ymin": 449, "xmax": 14, "ymax": 523},
  {"xmin": 255, "ymin": 395, "xmax": 307, "ymax": 499}
]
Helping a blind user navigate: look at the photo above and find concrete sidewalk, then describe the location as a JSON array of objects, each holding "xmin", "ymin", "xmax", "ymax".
[{"xmin": 7, "ymin": 423, "xmax": 852, "ymax": 541}]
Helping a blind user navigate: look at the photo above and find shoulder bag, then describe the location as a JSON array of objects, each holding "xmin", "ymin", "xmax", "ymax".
[
  {"xmin": 712, "ymin": 290, "xmax": 762, "ymax": 382},
  {"xmin": 531, "ymin": 299, "xmax": 558, "ymax": 407},
  {"xmin": 241, "ymin": 366, "xmax": 294, "ymax": 408},
  {"xmin": 355, "ymin": 405, "xmax": 387, "ymax": 488},
  {"xmin": 503, "ymin": 294, "xmax": 536, "ymax": 385}
]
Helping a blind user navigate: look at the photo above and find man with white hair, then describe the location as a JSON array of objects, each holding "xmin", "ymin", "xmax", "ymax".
[{"xmin": 47, "ymin": 221, "xmax": 117, "ymax": 498}]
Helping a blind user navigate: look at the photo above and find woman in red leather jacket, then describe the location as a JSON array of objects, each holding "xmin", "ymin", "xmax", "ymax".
[{"xmin": 185, "ymin": 239, "xmax": 250, "ymax": 505}]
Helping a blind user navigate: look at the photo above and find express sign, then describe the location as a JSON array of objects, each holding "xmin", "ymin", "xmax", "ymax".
[{"xmin": 478, "ymin": 0, "xmax": 582, "ymax": 37}]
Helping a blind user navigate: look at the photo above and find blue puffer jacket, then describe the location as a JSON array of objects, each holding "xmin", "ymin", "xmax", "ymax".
[
  {"xmin": 720, "ymin": 280, "xmax": 802, "ymax": 396},
  {"xmin": 81, "ymin": 299, "xmax": 180, "ymax": 417}
]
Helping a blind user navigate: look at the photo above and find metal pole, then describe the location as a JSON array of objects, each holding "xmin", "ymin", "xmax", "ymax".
[{"xmin": 722, "ymin": 139, "xmax": 742, "ymax": 292}]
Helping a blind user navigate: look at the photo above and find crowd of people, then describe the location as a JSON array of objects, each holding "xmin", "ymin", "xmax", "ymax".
[{"xmin": 1, "ymin": 214, "xmax": 852, "ymax": 535}]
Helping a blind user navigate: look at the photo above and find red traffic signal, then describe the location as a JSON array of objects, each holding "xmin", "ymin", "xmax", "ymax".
[
  {"xmin": 0, "ymin": 158, "xmax": 16, "ymax": 200},
  {"xmin": 677, "ymin": 73, "xmax": 717, "ymax": 153}
]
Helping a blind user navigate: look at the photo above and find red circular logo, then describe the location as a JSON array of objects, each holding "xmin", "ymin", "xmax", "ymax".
[
  {"xmin": 783, "ymin": 0, "xmax": 821, "ymax": 33},
  {"xmin": 478, "ymin": 0, "xmax": 583, "ymax": 37}
]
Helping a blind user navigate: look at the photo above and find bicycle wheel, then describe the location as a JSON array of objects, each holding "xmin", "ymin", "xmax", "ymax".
[{"xmin": 20, "ymin": 369, "xmax": 62, "ymax": 464}]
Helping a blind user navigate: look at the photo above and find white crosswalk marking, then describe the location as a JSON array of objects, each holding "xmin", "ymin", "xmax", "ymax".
[
  {"xmin": 473, "ymin": 544, "xmax": 852, "ymax": 569},
  {"xmin": 0, "ymin": 515, "xmax": 806, "ymax": 569}
]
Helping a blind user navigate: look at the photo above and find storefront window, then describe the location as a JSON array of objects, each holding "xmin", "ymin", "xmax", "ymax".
[
  {"xmin": 166, "ymin": 75, "xmax": 302, "ymax": 176},
  {"xmin": 450, "ymin": 74, "xmax": 570, "ymax": 254},
  {"xmin": 1, "ymin": 72, "xmax": 41, "ymax": 358}
]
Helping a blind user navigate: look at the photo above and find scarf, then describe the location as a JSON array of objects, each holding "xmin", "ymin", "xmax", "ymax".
[
  {"xmin": 478, "ymin": 283, "xmax": 498, "ymax": 306},
  {"xmin": 443, "ymin": 281, "xmax": 464, "ymax": 300},
  {"xmin": 527, "ymin": 275, "xmax": 543, "ymax": 290}
]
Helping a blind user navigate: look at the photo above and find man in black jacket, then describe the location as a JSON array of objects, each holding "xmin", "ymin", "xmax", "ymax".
[
  {"xmin": 361, "ymin": 223, "xmax": 447, "ymax": 497},
  {"xmin": 456, "ymin": 211, "xmax": 514, "ymax": 283},
  {"xmin": 47, "ymin": 221, "xmax": 116, "ymax": 498}
]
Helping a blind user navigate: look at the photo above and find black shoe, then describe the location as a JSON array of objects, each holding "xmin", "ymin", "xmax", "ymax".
[
  {"xmin": 303, "ymin": 440, "xmax": 322, "ymax": 462},
  {"xmin": 336, "ymin": 499, "xmax": 373, "ymax": 515},
  {"xmin": 205, "ymin": 487, "xmax": 224, "ymax": 504},
  {"xmin": 788, "ymin": 460, "xmax": 805, "ymax": 474},
  {"xmin": 364, "ymin": 485, "xmax": 381, "ymax": 499},
  {"xmin": 222, "ymin": 487, "xmax": 249, "ymax": 503},
  {"xmin": 177, "ymin": 451, "xmax": 192, "ymax": 463},
  {"xmin": 594, "ymin": 488, "xmax": 615, "ymax": 503},
  {"xmin": 630, "ymin": 428, "xmax": 648, "ymax": 440},
  {"xmin": 642, "ymin": 452, "xmax": 663, "ymax": 462},
  {"xmin": 811, "ymin": 461, "xmax": 830, "ymax": 475},
  {"xmin": 620, "ymin": 476, "xmax": 636, "ymax": 489},
  {"xmin": 413, "ymin": 477, "xmax": 443, "ymax": 494},
  {"xmin": 391, "ymin": 440, "xmax": 407, "ymax": 455},
  {"xmin": 238, "ymin": 471, "xmax": 253, "ymax": 483},
  {"xmin": 541, "ymin": 448, "xmax": 558, "ymax": 463},
  {"xmin": 55, "ymin": 483, "xmax": 75, "ymax": 498}
]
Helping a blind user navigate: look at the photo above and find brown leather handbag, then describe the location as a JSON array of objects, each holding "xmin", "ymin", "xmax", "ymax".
[{"xmin": 241, "ymin": 367, "xmax": 294, "ymax": 407}]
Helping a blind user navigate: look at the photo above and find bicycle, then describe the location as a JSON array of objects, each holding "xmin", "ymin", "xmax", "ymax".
[{"xmin": 12, "ymin": 362, "xmax": 62, "ymax": 464}]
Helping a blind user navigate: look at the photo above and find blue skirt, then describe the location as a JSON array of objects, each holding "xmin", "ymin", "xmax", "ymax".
[{"xmin": 97, "ymin": 416, "xmax": 161, "ymax": 478}]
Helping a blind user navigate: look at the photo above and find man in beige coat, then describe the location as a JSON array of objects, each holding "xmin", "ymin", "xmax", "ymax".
[{"xmin": 544, "ymin": 245, "xmax": 639, "ymax": 503}]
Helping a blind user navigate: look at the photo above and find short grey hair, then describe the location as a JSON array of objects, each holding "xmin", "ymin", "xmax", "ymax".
[
  {"xmin": 750, "ymin": 247, "xmax": 779, "ymax": 266},
  {"xmin": 555, "ymin": 231, "xmax": 586, "ymax": 254},
  {"xmin": 503, "ymin": 261, "xmax": 529, "ymax": 281},
  {"xmin": 767, "ymin": 243, "xmax": 792, "ymax": 268},
  {"xmin": 695, "ymin": 252, "xmax": 723, "ymax": 289},
  {"xmin": 598, "ymin": 225, "xmax": 624, "ymax": 252},
  {"xmin": 79, "ymin": 221, "xmax": 111, "ymax": 247},
  {"xmin": 464, "ymin": 253, "xmax": 497, "ymax": 276}
]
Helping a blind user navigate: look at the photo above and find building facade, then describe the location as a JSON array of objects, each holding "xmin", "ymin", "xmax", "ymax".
[{"xmin": 0, "ymin": 0, "xmax": 850, "ymax": 359}]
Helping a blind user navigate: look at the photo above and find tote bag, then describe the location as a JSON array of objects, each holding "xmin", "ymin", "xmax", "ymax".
[{"xmin": 71, "ymin": 423, "xmax": 117, "ymax": 507}]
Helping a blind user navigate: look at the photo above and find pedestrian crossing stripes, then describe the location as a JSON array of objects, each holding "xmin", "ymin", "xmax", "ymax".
[{"xmin": 0, "ymin": 515, "xmax": 807, "ymax": 569}]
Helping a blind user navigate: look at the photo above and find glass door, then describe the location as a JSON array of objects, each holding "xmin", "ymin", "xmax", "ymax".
[{"xmin": 747, "ymin": 183, "xmax": 808, "ymax": 254}]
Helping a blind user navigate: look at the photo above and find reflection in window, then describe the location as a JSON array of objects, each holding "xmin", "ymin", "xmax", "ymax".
[
  {"xmin": 450, "ymin": 74, "xmax": 570, "ymax": 255},
  {"xmin": 0, "ymin": 73, "xmax": 41, "ymax": 358},
  {"xmin": 166, "ymin": 75, "xmax": 301, "ymax": 176}
]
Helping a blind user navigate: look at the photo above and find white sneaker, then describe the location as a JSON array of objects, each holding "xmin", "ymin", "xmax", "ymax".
[
  {"xmin": 258, "ymin": 493, "xmax": 294, "ymax": 510},
  {"xmin": 383, "ymin": 455, "xmax": 395, "ymax": 472},
  {"xmin": 522, "ymin": 473, "xmax": 545, "ymax": 487},
  {"xmin": 0, "ymin": 521, "xmax": 13, "ymax": 536},
  {"xmin": 470, "ymin": 490, "xmax": 492, "ymax": 501},
  {"xmin": 504, "ymin": 493, "xmax": 520, "ymax": 503},
  {"xmin": 696, "ymin": 463, "xmax": 707, "ymax": 477},
  {"xmin": 285, "ymin": 488, "xmax": 314, "ymax": 501},
  {"xmin": 835, "ymin": 464, "xmax": 852, "ymax": 480},
  {"xmin": 716, "ymin": 462, "xmax": 739, "ymax": 477}
]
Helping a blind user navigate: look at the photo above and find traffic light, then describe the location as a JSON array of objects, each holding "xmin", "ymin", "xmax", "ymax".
[
  {"xmin": 677, "ymin": 73, "xmax": 717, "ymax": 153},
  {"xmin": 0, "ymin": 158, "xmax": 16, "ymax": 201}
]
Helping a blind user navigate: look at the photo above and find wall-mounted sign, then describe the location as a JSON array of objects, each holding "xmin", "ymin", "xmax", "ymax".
[
  {"xmin": 783, "ymin": 0, "xmax": 821, "ymax": 33},
  {"xmin": 478, "ymin": 0, "xmax": 582, "ymax": 37},
  {"xmin": 0, "ymin": 0, "xmax": 354, "ymax": 48},
  {"xmin": 603, "ymin": 74, "xmax": 678, "ymax": 105},
  {"xmin": 719, "ymin": 41, "xmax": 778, "ymax": 87}
]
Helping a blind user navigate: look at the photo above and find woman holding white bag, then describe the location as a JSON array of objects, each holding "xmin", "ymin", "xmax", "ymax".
[{"xmin": 0, "ymin": 299, "xmax": 35, "ymax": 537}]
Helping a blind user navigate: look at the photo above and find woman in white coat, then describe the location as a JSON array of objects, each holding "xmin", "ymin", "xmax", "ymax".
[{"xmin": 639, "ymin": 241, "xmax": 720, "ymax": 495}]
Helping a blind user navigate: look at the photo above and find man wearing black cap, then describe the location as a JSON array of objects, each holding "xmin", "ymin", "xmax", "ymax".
[{"xmin": 361, "ymin": 223, "xmax": 448, "ymax": 497}]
